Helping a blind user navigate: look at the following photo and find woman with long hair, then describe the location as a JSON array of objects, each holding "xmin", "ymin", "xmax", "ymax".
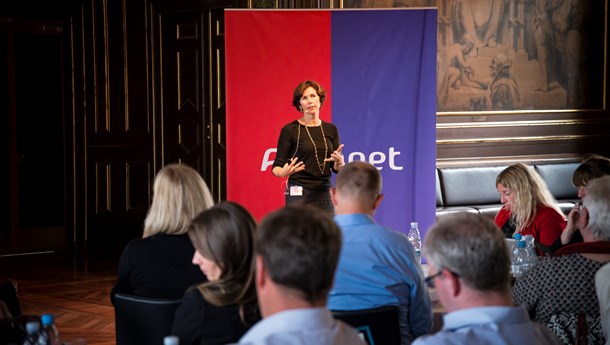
[
  {"xmin": 495, "ymin": 163, "xmax": 566, "ymax": 255},
  {"xmin": 111, "ymin": 163, "xmax": 213, "ymax": 301},
  {"xmin": 171, "ymin": 201, "xmax": 260, "ymax": 345}
]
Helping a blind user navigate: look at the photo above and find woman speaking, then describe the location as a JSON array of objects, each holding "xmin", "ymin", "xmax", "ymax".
[{"xmin": 272, "ymin": 80, "xmax": 345, "ymax": 214}]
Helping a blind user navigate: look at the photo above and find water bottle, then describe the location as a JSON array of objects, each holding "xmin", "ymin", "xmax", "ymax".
[
  {"xmin": 40, "ymin": 313, "xmax": 61, "ymax": 345},
  {"xmin": 511, "ymin": 240, "xmax": 528, "ymax": 279},
  {"xmin": 164, "ymin": 336, "xmax": 180, "ymax": 345},
  {"xmin": 522, "ymin": 235, "xmax": 539, "ymax": 268},
  {"xmin": 407, "ymin": 222, "xmax": 422, "ymax": 264},
  {"xmin": 509, "ymin": 233, "xmax": 522, "ymax": 259},
  {"xmin": 22, "ymin": 321, "xmax": 41, "ymax": 345}
]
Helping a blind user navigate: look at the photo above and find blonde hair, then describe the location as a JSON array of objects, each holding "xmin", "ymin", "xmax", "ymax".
[
  {"xmin": 143, "ymin": 164, "xmax": 214, "ymax": 237},
  {"xmin": 496, "ymin": 163, "xmax": 564, "ymax": 232}
]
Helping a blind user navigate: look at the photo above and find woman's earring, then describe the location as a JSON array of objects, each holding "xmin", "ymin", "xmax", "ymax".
[{"xmin": 299, "ymin": 106, "xmax": 303, "ymax": 112}]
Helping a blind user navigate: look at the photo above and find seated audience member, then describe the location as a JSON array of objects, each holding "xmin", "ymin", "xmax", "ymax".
[
  {"xmin": 513, "ymin": 175, "xmax": 610, "ymax": 345},
  {"xmin": 555, "ymin": 154, "xmax": 610, "ymax": 250},
  {"xmin": 327, "ymin": 161, "xmax": 432, "ymax": 344},
  {"xmin": 495, "ymin": 163, "xmax": 566, "ymax": 255},
  {"xmin": 236, "ymin": 205, "xmax": 365, "ymax": 345},
  {"xmin": 111, "ymin": 163, "xmax": 213, "ymax": 301},
  {"xmin": 414, "ymin": 212, "xmax": 561, "ymax": 345},
  {"xmin": 171, "ymin": 201, "xmax": 260, "ymax": 345},
  {"xmin": 596, "ymin": 262, "xmax": 610, "ymax": 345}
]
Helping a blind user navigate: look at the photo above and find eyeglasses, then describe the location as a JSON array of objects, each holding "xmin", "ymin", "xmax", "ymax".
[
  {"xmin": 424, "ymin": 269, "xmax": 460, "ymax": 288},
  {"xmin": 424, "ymin": 271, "xmax": 443, "ymax": 288}
]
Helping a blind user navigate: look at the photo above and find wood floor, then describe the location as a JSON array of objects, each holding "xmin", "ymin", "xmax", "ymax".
[{"xmin": 1, "ymin": 252, "xmax": 118, "ymax": 345}]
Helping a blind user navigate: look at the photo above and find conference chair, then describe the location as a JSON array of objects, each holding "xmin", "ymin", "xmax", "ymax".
[
  {"xmin": 332, "ymin": 305, "xmax": 401, "ymax": 345},
  {"xmin": 0, "ymin": 279, "xmax": 21, "ymax": 317},
  {"xmin": 113, "ymin": 293, "xmax": 182, "ymax": 345}
]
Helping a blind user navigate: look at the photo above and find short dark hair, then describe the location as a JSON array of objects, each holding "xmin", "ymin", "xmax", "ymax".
[
  {"xmin": 255, "ymin": 204, "xmax": 341, "ymax": 305},
  {"xmin": 572, "ymin": 154, "xmax": 610, "ymax": 187},
  {"xmin": 335, "ymin": 161, "xmax": 382, "ymax": 204},
  {"xmin": 291, "ymin": 80, "xmax": 327, "ymax": 111}
]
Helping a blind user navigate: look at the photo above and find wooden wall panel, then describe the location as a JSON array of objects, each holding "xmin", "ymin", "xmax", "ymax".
[
  {"xmin": 73, "ymin": 0, "xmax": 155, "ymax": 257},
  {"xmin": 209, "ymin": 9, "xmax": 226, "ymax": 200},
  {"xmin": 159, "ymin": 12, "xmax": 206, "ymax": 173},
  {"xmin": 124, "ymin": 0, "xmax": 152, "ymax": 133}
]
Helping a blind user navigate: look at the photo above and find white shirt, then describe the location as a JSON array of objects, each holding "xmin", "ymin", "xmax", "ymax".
[{"xmin": 236, "ymin": 308, "xmax": 365, "ymax": 345}]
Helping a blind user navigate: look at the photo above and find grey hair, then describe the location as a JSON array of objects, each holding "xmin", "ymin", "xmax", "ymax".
[
  {"xmin": 423, "ymin": 212, "xmax": 511, "ymax": 292},
  {"xmin": 582, "ymin": 175, "xmax": 610, "ymax": 241}
]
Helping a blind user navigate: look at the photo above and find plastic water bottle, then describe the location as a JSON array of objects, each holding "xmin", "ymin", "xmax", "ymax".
[
  {"xmin": 22, "ymin": 321, "xmax": 41, "ymax": 345},
  {"xmin": 511, "ymin": 240, "xmax": 529, "ymax": 279},
  {"xmin": 522, "ymin": 235, "xmax": 539, "ymax": 268},
  {"xmin": 523, "ymin": 235, "xmax": 536, "ymax": 252},
  {"xmin": 40, "ymin": 313, "xmax": 61, "ymax": 345},
  {"xmin": 164, "ymin": 336, "xmax": 180, "ymax": 345},
  {"xmin": 509, "ymin": 233, "xmax": 522, "ymax": 261},
  {"xmin": 407, "ymin": 222, "xmax": 422, "ymax": 264}
]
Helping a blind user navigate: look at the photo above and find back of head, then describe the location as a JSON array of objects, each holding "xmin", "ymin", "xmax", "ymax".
[
  {"xmin": 424, "ymin": 212, "xmax": 511, "ymax": 293},
  {"xmin": 572, "ymin": 154, "xmax": 610, "ymax": 187},
  {"xmin": 335, "ymin": 161, "xmax": 382, "ymax": 206},
  {"xmin": 256, "ymin": 204, "xmax": 342, "ymax": 305},
  {"xmin": 582, "ymin": 175, "xmax": 610, "ymax": 241},
  {"xmin": 144, "ymin": 164, "xmax": 214, "ymax": 237},
  {"xmin": 188, "ymin": 201, "xmax": 257, "ymax": 308},
  {"xmin": 496, "ymin": 163, "xmax": 560, "ymax": 228}
]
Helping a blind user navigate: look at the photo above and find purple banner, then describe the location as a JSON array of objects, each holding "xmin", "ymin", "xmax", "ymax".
[{"xmin": 331, "ymin": 9, "xmax": 437, "ymax": 236}]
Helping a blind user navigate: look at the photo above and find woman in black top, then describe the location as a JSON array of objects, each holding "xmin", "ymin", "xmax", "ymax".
[
  {"xmin": 171, "ymin": 201, "xmax": 260, "ymax": 345},
  {"xmin": 111, "ymin": 164, "xmax": 213, "ymax": 302},
  {"xmin": 272, "ymin": 80, "xmax": 345, "ymax": 214}
]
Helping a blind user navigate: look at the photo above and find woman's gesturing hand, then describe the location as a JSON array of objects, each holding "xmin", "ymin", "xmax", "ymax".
[
  {"xmin": 276, "ymin": 157, "xmax": 305, "ymax": 177},
  {"xmin": 325, "ymin": 144, "xmax": 345, "ymax": 171}
]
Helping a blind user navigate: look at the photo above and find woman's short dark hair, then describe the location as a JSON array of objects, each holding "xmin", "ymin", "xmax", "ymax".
[
  {"xmin": 291, "ymin": 80, "xmax": 327, "ymax": 111},
  {"xmin": 571, "ymin": 154, "xmax": 610, "ymax": 187}
]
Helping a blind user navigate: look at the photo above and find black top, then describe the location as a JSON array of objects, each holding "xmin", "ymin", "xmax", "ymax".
[
  {"xmin": 171, "ymin": 286, "xmax": 260, "ymax": 345},
  {"xmin": 273, "ymin": 120, "xmax": 341, "ymax": 191},
  {"xmin": 111, "ymin": 233, "xmax": 207, "ymax": 302}
]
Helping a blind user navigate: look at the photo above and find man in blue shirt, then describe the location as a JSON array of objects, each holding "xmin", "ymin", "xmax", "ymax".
[
  {"xmin": 328, "ymin": 161, "xmax": 433, "ymax": 344},
  {"xmin": 414, "ymin": 212, "xmax": 561, "ymax": 345}
]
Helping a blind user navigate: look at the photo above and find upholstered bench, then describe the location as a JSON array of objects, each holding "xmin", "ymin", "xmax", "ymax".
[{"xmin": 435, "ymin": 162, "xmax": 580, "ymax": 220}]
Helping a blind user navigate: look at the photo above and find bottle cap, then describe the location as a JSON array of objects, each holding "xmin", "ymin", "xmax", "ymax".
[
  {"xmin": 26, "ymin": 321, "xmax": 40, "ymax": 334},
  {"xmin": 41, "ymin": 313, "xmax": 54, "ymax": 325},
  {"xmin": 514, "ymin": 233, "xmax": 522, "ymax": 240},
  {"xmin": 410, "ymin": 222, "xmax": 418, "ymax": 227},
  {"xmin": 518, "ymin": 240, "xmax": 526, "ymax": 248},
  {"xmin": 164, "ymin": 335, "xmax": 180, "ymax": 345}
]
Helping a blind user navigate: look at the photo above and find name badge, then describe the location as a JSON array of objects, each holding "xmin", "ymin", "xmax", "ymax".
[{"xmin": 289, "ymin": 185, "xmax": 303, "ymax": 196}]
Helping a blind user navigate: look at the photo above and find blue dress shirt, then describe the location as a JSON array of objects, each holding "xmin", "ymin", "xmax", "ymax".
[
  {"xmin": 413, "ymin": 306, "xmax": 562, "ymax": 345},
  {"xmin": 328, "ymin": 214, "xmax": 433, "ymax": 345}
]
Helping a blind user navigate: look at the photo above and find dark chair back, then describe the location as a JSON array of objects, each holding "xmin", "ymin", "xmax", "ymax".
[
  {"xmin": 113, "ymin": 293, "xmax": 182, "ymax": 345},
  {"xmin": 0, "ymin": 279, "xmax": 21, "ymax": 317},
  {"xmin": 332, "ymin": 305, "xmax": 400, "ymax": 345}
]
